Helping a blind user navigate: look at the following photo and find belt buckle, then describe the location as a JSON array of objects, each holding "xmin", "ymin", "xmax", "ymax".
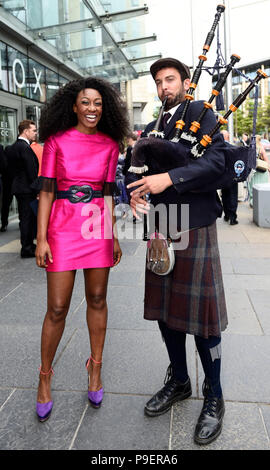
[{"xmin": 69, "ymin": 185, "xmax": 93, "ymax": 203}]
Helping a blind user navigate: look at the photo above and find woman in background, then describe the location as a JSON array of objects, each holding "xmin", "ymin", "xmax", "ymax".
[{"xmin": 248, "ymin": 135, "xmax": 270, "ymax": 207}]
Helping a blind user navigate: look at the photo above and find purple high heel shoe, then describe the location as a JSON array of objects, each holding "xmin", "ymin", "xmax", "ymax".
[
  {"xmin": 36, "ymin": 401, "xmax": 53, "ymax": 422},
  {"xmin": 36, "ymin": 366, "xmax": 54, "ymax": 422},
  {"xmin": 86, "ymin": 355, "xmax": 103, "ymax": 408}
]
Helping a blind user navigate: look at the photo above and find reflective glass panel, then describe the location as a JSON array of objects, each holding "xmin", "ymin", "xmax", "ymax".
[
  {"xmin": 1, "ymin": 0, "xmax": 152, "ymax": 83},
  {"xmin": 46, "ymin": 67, "xmax": 59, "ymax": 101},
  {"xmin": 59, "ymin": 75, "xmax": 69, "ymax": 87},
  {"xmin": 7, "ymin": 46, "xmax": 28, "ymax": 96},
  {"xmin": 0, "ymin": 106, "xmax": 17, "ymax": 147},
  {"xmin": 27, "ymin": 58, "xmax": 46, "ymax": 103},
  {"xmin": 0, "ymin": 41, "xmax": 9, "ymax": 92}
]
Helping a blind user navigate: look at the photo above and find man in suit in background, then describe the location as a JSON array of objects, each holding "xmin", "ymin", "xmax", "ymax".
[
  {"xmin": 122, "ymin": 133, "xmax": 138, "ymax": 178},
  {"xmin": 128, "ymin": 58, "xmax": 227, "ymax": 445},
  {"xmin": 220, "ymin": 130, "xmax": 238, "ymax": 225},
  {"xmin": 7, "ymin": 120, "xmax": 39, "ymax": 258},
  {"xmin": 237, "ymin": 132, "xmax": 249, "ymax": 202},
  {"xmin": 0, "ymin": 143, "xmax": 13, "ymax": 233},
  {"xmin": 0, "ymin": 144, "xmax": 7, "ymax": 192},
  {"xmin": 122, "ymin": 133, "xmax": 138, "ymax": 223},
  {"xmin": 239, "ymin": 132, "xmax": 250, "ymax": 147}
]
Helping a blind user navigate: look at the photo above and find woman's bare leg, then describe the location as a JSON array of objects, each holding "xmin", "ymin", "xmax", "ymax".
[
  {"xmin": 37, "ymin": 270, "xmax": 76, "ymax": 403},
  {"xmin": 84, "ymin": 267, "xmax": 110, "ymax": 391}
]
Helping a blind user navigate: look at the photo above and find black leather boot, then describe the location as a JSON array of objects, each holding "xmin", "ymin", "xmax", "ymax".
[
  {"xmin": 144, "ymin": 365, "xmax": 192, "ymax": 417},
  {"xmin": 194, "ymin": 379, "xmax": 225, "ymax": 445},
  {"xmin": 229, "ymin": 217, "xmax": 238, "ymax": 225}
]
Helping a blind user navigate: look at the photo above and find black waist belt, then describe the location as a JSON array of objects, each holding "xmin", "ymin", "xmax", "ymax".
[{"xmin": 56, "ymin": 185, "xmax": 103, "ymax": 203}]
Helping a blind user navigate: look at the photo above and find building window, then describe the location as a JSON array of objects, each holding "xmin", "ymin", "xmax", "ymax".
[
  {"xmin": 7, "ymin": 46, "xmax": 28, "ymax": 97},
  {"xmin": 0, "ymin": 40, "xmax": 71, "ymax": 103},
  {"xmin": 232, "ymin": 74, "xmax": 240, "ymax": 85},
  {"xmin": 46, "ymin": 68, "xmax": 59, "ymax": 101},
  {"xmin": 232, "ymin": 86, "xmax": 241, "ymax": 101},
  {"xmin": 27, "ymin": 58, "xmax": 46, "ymax": 103},
  {"xmin": 249, "ymin": 84, "xmax": 261, "ymax": 99},
  {"xmin": 0, "ymin": 106, "xmax": 17, "ymax": 147},
  {"xmin": 59, "ymin": 76, "xmax": 69, "ymax": 88},
  {"xmin": 0, "ymin": 42, "xmax": 8, "ymax": 92}
]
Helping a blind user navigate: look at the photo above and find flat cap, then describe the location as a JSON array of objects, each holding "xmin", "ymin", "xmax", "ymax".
[{"xmin": 150, "ymin": 57, "xmax": 190, "ymax": 80}]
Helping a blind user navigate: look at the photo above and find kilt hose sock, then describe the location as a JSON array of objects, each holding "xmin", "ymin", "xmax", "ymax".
[
  {"xmin": 158, "ymin": 321, "xmax": 222, "ymax": 397},
  {"xmin": 194, "ymin": 335, "xmax": 222, "ymax": 398},
  {"xmin": 158, "ymin": 321, "xmax": 189, "ymax": 384}
]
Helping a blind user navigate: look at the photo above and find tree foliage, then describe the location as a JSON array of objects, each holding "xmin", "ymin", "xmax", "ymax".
[
  {"xmin": 233, "ymin": 96, "xmax": 270, "ymax": 138},
  {"xmin": 153, "ymin": 107, "xmax": 160, "ymax": 120}
]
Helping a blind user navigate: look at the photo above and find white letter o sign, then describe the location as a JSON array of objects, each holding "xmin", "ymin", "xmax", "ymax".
[{"xmin": 13, "ymin": 59, "xmax": 25, "ymax": 89}]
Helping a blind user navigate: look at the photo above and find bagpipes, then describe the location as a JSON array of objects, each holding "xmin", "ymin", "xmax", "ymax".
[
  {"xmin": 190, "ymin": 68, "xmax": 267, "ymax": 191},
  {"xmin": 171, "ymin": 3, "xmax": 226, "ymax": 143},
  {"xmin": 128, "ymin": 4, "xmax": 268, "ymax": 192}
]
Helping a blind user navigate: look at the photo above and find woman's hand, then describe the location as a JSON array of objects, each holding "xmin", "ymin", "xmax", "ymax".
[
  {"xmin": 113, "ymin": 238, "xmax": 122, "ymax": 267},
  {"xmin": 35, "ymin": 240, "xmax": 53, "ymax": 268}
]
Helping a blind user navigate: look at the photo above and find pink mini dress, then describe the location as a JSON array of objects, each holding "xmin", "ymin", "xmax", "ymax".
[{"xmin": 41, "ymin": 127, "xmax": 119, "ymax": 272}]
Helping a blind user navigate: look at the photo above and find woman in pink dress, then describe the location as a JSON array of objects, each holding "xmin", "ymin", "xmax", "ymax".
[{"xmin": 35, "ymin": 77, "xmax": 130, "ymax": 421}]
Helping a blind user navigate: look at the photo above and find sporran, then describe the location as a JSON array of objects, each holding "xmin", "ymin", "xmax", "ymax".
[{"xmin": 146, "ymin": 232, "xmax": 175, "ymax": 276}]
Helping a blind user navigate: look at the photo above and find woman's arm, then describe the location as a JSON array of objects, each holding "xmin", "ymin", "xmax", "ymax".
[
  {"xmin": 104, "ymin": 182, "xmax": 122, "ymax": 266},
  {"xmin": 259, "ymin": 144, "xmax": 270, "ymax": 170},
  {"xmin": 260, "ymin": 144, "xmax": 269, "ymax": 161},
  {"xmin": 35, "ymin": 190, "xmax": 54, "ymax": 268}
]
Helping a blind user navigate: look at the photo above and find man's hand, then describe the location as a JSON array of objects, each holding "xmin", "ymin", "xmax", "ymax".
[
  {"xmin": 127, "ymin": 173, "xmax": 173, "ymax": 219},
  {"xmin": 127, "ymin": 173, "xmax": 173, "ymax": 197}
]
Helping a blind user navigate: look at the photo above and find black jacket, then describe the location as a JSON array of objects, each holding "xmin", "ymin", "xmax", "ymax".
[
  {"xmin": 6, "ymin": 139, "xmax": 39, "ymax": 195},
  {"xmin": 141, "ymin": 100, "xmax": 225, "ymax": 231},
  {"xmin": 0, "ymin": 144, "xmax": 7, "ymax": 175},
  {"xmin": 122, "ymin": 146, "xmax": 133, "ymax": 176}
]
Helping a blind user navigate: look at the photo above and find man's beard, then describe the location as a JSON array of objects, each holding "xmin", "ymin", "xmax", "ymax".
[{"xmin": 164, "ymin": 90, "xmax": 186, "ymax": 111}]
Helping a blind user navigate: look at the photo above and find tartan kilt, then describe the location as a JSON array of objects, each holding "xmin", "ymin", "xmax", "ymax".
[{"xmin": 144, "ymin": 222, "xmax": 228, "ymax": 339}]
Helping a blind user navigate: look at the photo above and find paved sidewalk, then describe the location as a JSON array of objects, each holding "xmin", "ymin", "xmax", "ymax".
[{"xmin": 0, "ymin": 202, "xmax": 269, "ymax": 450}]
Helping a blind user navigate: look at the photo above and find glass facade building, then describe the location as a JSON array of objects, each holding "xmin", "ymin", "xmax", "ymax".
[
  {"xmin": 0, "ymin": 0, "xmax": 159, "ymax": 218},
  {"xmin": 0, "ymin": 0, "xmax": 157, "ymax": 86},
  {"xmin": 0, "ymin": 39, "xmax": 68, "ymax": 105},
  {"xmin": 0, "ymin": 0, "xmax": 159, "ymax": 141}
]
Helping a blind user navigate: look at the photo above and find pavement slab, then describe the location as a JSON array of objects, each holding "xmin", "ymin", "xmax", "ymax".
[
  {"xmin": 171, "ymin": 400, "xmax": 270, "ymax": 450},
  {"xmin": 0, "ymin": 202, "xmax": 269, "ymax": 451}
]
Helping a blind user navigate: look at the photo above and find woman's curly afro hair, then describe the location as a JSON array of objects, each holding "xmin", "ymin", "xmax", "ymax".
[{"xmin": 39, "ymin": 76, "xmax": 131, "ymax": 149}]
